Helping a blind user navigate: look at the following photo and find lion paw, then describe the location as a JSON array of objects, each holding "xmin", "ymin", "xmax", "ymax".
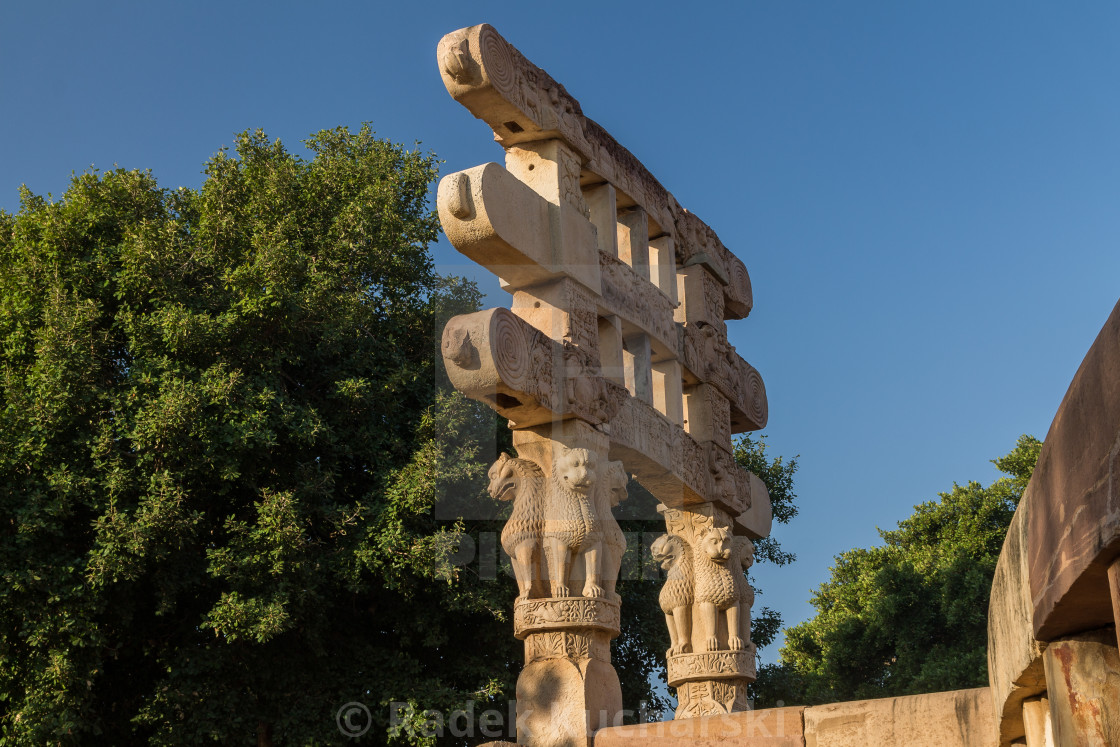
[
  {"xmin": 705, "ymin": 637, "xmax": 720, "ymax": 652},
  {"xmin": 552, "ymin": 585, "xmax": 570, "ymax": 598},
  {"xmin": 583, "ymin": 584, "xmax": 605, "ymax": 599},
  {"xmin": 728, "ymin": 636, "xmax": 745, "ymax": 651}
]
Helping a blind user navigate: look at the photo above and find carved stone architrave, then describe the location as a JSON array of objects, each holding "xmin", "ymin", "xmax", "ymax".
[
  {"xmin": 679, "ymin": 323, "xmax": 768, "ymax": 432},
  {"xmin": 442, "ymin": 307, "xmax": 629, "ymax": 429},
  {"xmin": 599, "ymin": 250, "xmax": 677, "ymax": 355}
]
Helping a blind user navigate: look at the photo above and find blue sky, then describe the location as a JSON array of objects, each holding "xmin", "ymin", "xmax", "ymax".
[{"xmin": 4, "ymin": 2, "xmax": 1120, "ymax": 661}]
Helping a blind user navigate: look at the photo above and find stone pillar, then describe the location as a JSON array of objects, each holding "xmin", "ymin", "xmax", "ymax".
[
  {"xmin": 1041, "ymin": 628, "xmax": 1120, "ymax": 746},
  {"xmin": 485, "ymin": 423, "xmax": 626, "ymax": 747},
  {"xmin": 1022, "ymin": 696, "xmax": 1055, "ymax": 747},
  {"xmin": 515, "ymin": 601, "xmax": 622, "ymax": 745},
  {"xmin": 654, "ymin": 503, "xmax": 756, "ymax": 719},
  {"xmin": 1108, "ymin": 557, "xmax": 1120, "ymax": 651}
]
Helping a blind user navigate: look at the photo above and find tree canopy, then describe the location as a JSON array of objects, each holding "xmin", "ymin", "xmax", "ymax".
[
  {"xmin": 755, "ymin": 435, "xmax": 1041, "ymax": 707},
  {"xmin": 0, "ymin": 126, "xmax": 528, "ymax": 745}
]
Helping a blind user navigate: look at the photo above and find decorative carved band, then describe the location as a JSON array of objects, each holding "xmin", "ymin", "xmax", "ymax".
[
  {"xmin": 513, "ymin": 596, "xmax": 621, "ymax": 639},
  {"xmin": 523, "ymin": 628, "xmax": 612, "ymax": 665},
  {"xmin": 674, "ymin": 678, "xmax": 751, "ymax": 720},
  {"xmin": 599, "ymin": 251, "xmax": 677, "ymax": 354},
  {"xmin": 679, "ymin": 323, "xmax": 768, "ymax": 432},
  {"xmin": 666, "ymin": 648, "xmax": 757, "ymax": 687},
  {"xmin": 609, "ymin": 398, "xmax": 761, "ymax": 517}
]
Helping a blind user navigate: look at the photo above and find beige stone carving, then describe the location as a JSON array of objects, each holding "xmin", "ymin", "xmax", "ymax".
[
  {"xmin": 442, "ymin": 308, "xmax": 628, "ymax": 428},
  {"xmin": 731, "ymin": 536, "xmax": 755, "ymax": 648},
  {"xmin": 666, "ymin": 650, "xmax": 757, "ymax": 687},
  {"xmin": 514, "ymin": 597, "xmax": 621, "ymax": 638},
  {"xmin": 491, "ymin": 453, "xmax": 546, "ymax": 601},
  {"xmin": 673, "ymin": 677, "xmax": 752, "ymax": 720},
  {"xmin": 436, "ymin": 22, "xmax": 772, "ymax": 738},
  {"xmin": 490, "ymin": 441, "xmax": 628, "ymax": 605},
  {"xmin": 436, "ymin": 24, "xmax": 755, "ymax": 323},
  {"xmin": 524, "ymin": 629, "xmax": 611, "ymax": 665},
  {"xmin": 542, "ymin": 445, "xmax": 606, "ymax": 599},
  {"xmin": 656, "ymin": 504, "xmax": 757, "ymax": 718},
  {"xmin": 651, "ymin": 534, "xmax": 694, "ymax": 656},
  {"xmin": 679, "ymin": 322, "xmax": 768, "ymax": 432},
  {"xmin": 599, "ymin": 250, "xmax": 677, "ymax": 354},
  {"xmin": 1041, "ymin": 628, "xmax": 1120, "ymax": 746},
  {"xmin": 596, "ymin": 460, "xmax": 628, "ymax": 599},
  {"xmin": 693, "ymin": 526, "xmax": 741, "ymax": 652}
]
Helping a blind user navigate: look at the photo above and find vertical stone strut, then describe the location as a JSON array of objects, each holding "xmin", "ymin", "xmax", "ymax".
[{"xmin": 436, "ymin": 24, "xmax": 772, "ymax": 743}]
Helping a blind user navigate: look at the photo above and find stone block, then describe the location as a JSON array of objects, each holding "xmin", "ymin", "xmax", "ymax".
[
  {"xmin": 988, "ymin": 489, "xmax": 1048, "ymax": 745},
  {"xmin": 736, "ymin": 472, "xmax": 773, "ymax": 540},
  {"xmin": 649, "ymin": 235, "xmax": 678, "ymax": 304},
  {"xmin": 802, "ymin": 687, "xmax": 997, "ymax": 747},
  {"xmin": 591, "ymin": 706, "xmax": 806, "ymax": 747},
  {"xmin": 1041, "ymin": 628, "xmax": 1120, "ymax": 747},
  {"xmin": 616, "ymin": 207, "xmax": 650, "ymax": 279},
  {"xmin": 683, "ymin": 384, "xmax": 732, "ymax": 448},
  {"xmin": 1027, "ymin": 299, "xmax": 1120, "ymax": 641},
  {"xmin": 585, "ymin": 183, "xmax": 618, "ymax": 257},
  {"xmin": 1021, "ymin": 697, "xmax": 1054, "ymax": 747},
  {"xmin": 518, "ymin": 657, "xmax": 622, "ymax": 747},
  {"xmin": 676, "ymin": 265, "xmax": 726, "ymax": 332}
]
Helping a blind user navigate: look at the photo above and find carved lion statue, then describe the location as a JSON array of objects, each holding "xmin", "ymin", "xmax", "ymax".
[
  {"xmin": 489, "ymin": 452, "xmax": 545, "ymax": 600},
  {"xmin": 542, "ymin": 446, "xmax": 603, "ymax": 599}
]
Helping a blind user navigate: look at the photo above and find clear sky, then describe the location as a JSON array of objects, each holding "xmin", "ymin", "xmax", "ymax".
[{"xmin": 4, "ymin": 2, "xmax": 1120, "ymax": 660}]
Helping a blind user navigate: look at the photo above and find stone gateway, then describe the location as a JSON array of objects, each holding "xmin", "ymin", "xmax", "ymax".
[{"xmin": 435, "ymin": 23, "xmax": 771, "ymax": 747}]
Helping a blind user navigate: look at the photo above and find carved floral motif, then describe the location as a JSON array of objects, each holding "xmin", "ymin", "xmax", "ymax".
[
  {"xmin": 674, "ymin": 678, "xmax": 751, "ymax": 719},
  {"xmin": 679, "ymin": 323, "xmax": 768, "ymax": 432},
  {"xmin": 598, "ymin": 251, "xmax": 676, "ymax": 350},
  {"xmin": 523, "ymin": 629, "xmax": 611, "ymax": 665},
  {"xmin": 514, "ymin": 597, "xmax": 621, "ymax": 639},
  {"xmin": 666, "ymin": 649, "xmax": 757, "ymax": 687}
]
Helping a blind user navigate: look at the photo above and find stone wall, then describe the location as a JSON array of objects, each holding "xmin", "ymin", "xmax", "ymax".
[{"xmin": 592, "ymin": 688, "xmax": 995, "ymax": 747}]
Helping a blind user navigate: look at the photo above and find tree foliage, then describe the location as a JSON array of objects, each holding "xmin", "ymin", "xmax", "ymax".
[
  {"xmin": 0, "ymin": 126, "xmax": 528, "ymax": 745},
  {"xmin": 756, "ymin": 435, "xmax": 1041, "ymax": 707}
]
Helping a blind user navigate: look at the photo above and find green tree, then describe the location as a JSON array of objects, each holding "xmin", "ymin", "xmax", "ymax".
[
  {"xmin": 760, "ymin": 435, "xmax": 1041, "ymax": 706},
  {"xmin": 0, "ymin": 126, "xmax": 528, "ymax": 746}
]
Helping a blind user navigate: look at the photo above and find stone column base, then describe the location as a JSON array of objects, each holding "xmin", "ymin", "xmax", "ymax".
[
  {"xmin": 667, "ymin": 647, "xmax": 756, "ymax": 719},
  {"xmin": 674, "ymin": 677, "xmax": 751, "ymax": 719},
  {"xmin": 514, "ymin": 598, "xmax": 623, "ymax": 747},
  {"xmin": 517, "ymin": 651, "xmax": 622, "ymax": 747}
]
